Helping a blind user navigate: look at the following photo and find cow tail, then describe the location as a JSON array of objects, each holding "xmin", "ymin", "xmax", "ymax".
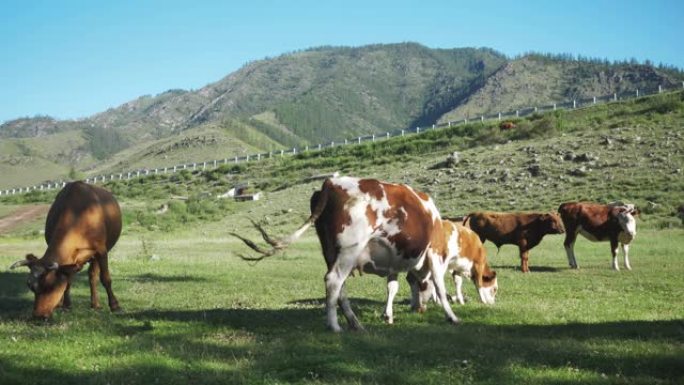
[{"xmin": 231, "ymin": 179, "xmax": 331, "ymax": 262}]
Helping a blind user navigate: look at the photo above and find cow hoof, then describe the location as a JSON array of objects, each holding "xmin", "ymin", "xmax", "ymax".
[
  {"xmin": 448, "ymin": 318, "xmax": 461, "ymax": 326},
  {"xmin": 110, "ymin": 306, "xmax": 123, "ymax": 314},
  {"xmin": 382, "ymin": 314, "xmax": 394, "ymax": 324}
]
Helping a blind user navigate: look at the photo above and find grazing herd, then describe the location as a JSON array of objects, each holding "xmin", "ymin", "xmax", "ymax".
[{"xmin": 8, "ymin": 177, "xmax": 640, "ymax": 332}]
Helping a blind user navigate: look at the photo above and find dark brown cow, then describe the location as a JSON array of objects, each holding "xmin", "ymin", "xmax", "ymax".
[
  {"xmin": 233, "ymin": 177, "xmax": 498, "ymax": 332},
  {"xmin": 10, "ymin": 182, "xmax": 122, "ymax": 318},
  {"xmin": 499, "ymin": 121, "xmax": 516, "ymax": 130},
  {"xmin": 558, "ymin": 202, "xmax": 638, "ymax": 270},
  {"xmin": 464, "ymin": 211, "xmax": 565, "ymax": 272}
]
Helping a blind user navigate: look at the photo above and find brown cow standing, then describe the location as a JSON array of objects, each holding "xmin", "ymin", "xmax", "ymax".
[
  {"xmin": 558, "ymin": 202, "xmax": 638, "ymax": 270},
  {"xmin": 233, "ymin": 177, "xmax": 498, "ymax": 332},
  {"xmin": 464, "ymin": 211, "xmax": 565, "ymax": 272},
  {"xmin": 10, "ymin": 182, "xmax": 122, "ymax": 318}
]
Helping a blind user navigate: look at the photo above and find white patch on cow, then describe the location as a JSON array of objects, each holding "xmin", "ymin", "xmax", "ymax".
[
  {"xmin": 616, "ymin": 212, "xmax": 636, "ymax": 243},
  {"xmin": 383, "ymin": 279, "xmax": 399, "ymax": 324},
  {"xmin": 452, "ymin": 274, "xmax": 465, "ymax": 305},
  {"xmin": 622, "ymin": 244, "xmax": 632, "ymax": 270},
  {"xmin": 449, "ymin": 257, "xmax": 473, "ymax": 278},
  {"xmin": 399, "ymin": 207, "xmax": 408, "ymax": 221},
  {"xmin": 332, "ymin": 176, "xmax": 362, "ymax": 196},
  {"xmin": 478, "ymin": 283, "xmax": 497, "ymax": 305}
]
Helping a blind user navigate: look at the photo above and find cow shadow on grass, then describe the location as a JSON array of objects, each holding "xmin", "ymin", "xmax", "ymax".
[
  {"xmin": 492, "ymin": 264, "xmax": 562, "ymax": 273},
  {"xmin": 124, "ymin": 273, "xmax": 209, "ymax": 283},
  {"xmin": 0, "ymin": 271, "xmax": 34, "ymax": 320},
  {"xmin": 110, "ymin": 305, "xmax": 683, "ymax": 383},
  {"xmin": 2, "ymin": 300, "xmax": 683, "ymax": 384}
]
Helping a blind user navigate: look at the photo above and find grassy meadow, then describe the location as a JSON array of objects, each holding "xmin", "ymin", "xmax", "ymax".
[
  {"xmin": 0, "ymin": 226, "xmax": 682, "ymax": 385},
  {"xmin": 1, "ymin": 91, "xmax": 683, "ymax": 384}
]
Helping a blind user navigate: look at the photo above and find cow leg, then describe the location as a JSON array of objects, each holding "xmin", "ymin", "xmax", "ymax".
[
  {"xmin": 61, "ymin": 282, "xmax": 72, "ymax": 310},
  {"xmin": 428, "ymin": 253, "xmax": 460, "ymax": 325},
  {"xmin": 519, "ymin": 244, "xmax": 530, "ymax": 273},
  {"xmin": 324, "ymin": 254, "xmax": 358, "ymax": 332},
  {"xmin": 622, "ymin": 244, "xmax": 632, "ymax": 270},
  {"xmin": 452, "ymin": 272, "xmax": 465, "ymax": 305},
  {"xmin": 610, "ymin": 239, "xmax": 620, "ymax": 271},
  {"xmin": 338, "ymin": 284, "xmax": 363, "ymax": 331},
  {"xmin": 88, "ymin": 260, "xmax": 101, "ymax": 309},
  {"xmin": 383, "ymin": 273, "xmax": 399, "ymax": 324},
  {"xmin": 407, "ymin": 272, "xmax": 432, "ymax": 312},
  {"xmin": 96, "ymin": 252, "xmax": 120, "ymax": 312},
  {"xmin": 563, "ymin": 230, "xmax": 579, "ymax": 269}
]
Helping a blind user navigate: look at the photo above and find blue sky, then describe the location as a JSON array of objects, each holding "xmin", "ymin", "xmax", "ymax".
[{"xmin": 1, "ymin": 0, "xmax": 682, "ymax": 123}]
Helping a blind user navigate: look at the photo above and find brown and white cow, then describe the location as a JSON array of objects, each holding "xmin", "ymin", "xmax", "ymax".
[
  {"xmin": 10, "ymin": 182, "xmax": 122, "ymax": 318},
  {"xmin": 463, "ymin": 211, "xmax": 565, "ymax": 272},
  {"xmin": 383, "ymin": 222, "xmax": 497, "ymax": 324},
  {"xmin": 232, "ymin": 177, "xmax": 498, "ymax": 332},
  {"xmin": 558, "ymin": 201, "xmax": 638, "ymax": 270}
]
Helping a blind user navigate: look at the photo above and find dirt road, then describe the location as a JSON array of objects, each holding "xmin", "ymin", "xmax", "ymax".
[{"xmin": 0, "ymin": 205, "xmax": 49, "ymax": 235}]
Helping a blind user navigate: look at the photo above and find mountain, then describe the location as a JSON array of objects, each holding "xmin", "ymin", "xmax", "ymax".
[
  {"xmin": 438, "ymin": 54, "xmax": 683, "ymax": 122},
  {"xmin": 1, "ymin": 43, "xmax": 682, "ymax": 189}
]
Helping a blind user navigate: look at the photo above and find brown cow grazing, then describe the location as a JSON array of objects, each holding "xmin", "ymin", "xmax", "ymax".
[
  {"xmin": 232, "ymin": 177, "xmax": 497, "ymax": 332},
  {"xmin": 464, "ymin": 211, "xmax": 565, "ymax": 272},
  {"xmin": 384, "ymin": 222, "xmax": 497, "ymax": 324},
  {"xmin": 499, "ymin": 121, "xmax": 516, "ymax": 130},
  {"xmin": 9, "ymin": 182, "xmax": 122, "ymax": 319},
  {"xmin": 558, "ymin": 202, "xmax": 638, "ymax": 270}
]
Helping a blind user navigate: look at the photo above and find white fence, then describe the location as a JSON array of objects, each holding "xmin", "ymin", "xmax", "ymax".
[{"xmin": 2, "ymin": 82, "xmax": 683, "ymax": 197}]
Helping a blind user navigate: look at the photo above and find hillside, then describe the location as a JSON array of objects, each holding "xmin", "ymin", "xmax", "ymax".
[
  {"xmin": 1, "ymin": 43, "xmax": 683, "ymax": 190},
  {"xmin": 438, "ymin": 55, "xmax": 682, "ymax": 122},
  {"xmin": 4, "ymin": 90, "xmax": 682, "ymax": 238}
]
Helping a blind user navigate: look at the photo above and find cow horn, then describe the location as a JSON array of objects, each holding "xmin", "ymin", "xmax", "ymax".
[{"xmin": 9, "ymin": 259, "xmax": 31, "ymax": 270}]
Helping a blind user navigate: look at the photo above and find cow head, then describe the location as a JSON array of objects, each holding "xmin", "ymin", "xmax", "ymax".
[
  {"xmin": 543, "ymin": 213, "xmax": 565, "ymax": 234},
  {"xmin": 9, "ymin": 254, "xmax": 79, "ymax": 318},
  {"xmin": 477, "ymin": 270, "xmax": 498, "ymax": 305},
  {"xmin": 611, "ymin": 206, "xmax": 637, "ymax": 241}
]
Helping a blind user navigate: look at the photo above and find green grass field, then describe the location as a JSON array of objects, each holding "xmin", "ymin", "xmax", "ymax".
[
  {"xmin": 1, "ymin": 90, "xmax": 683, "ymax": 384},
  {"xmin": 1, "ymin": 225, "xmax": 682, "ymax": 385}
]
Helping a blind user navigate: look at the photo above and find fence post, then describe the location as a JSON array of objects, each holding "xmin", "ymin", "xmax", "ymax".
[
  {"xmin": 318, "ymin": 143, "xmax": 322, "ymax": 150},
  {"xmin": 279, "ymin": 149, "xmax": 284, "ymax": 157},
  {"xmin": 331, "ymin": 142, "xmax": 334, "ymax": 148},
  {"xmin": 553, "ymin": 103, "xmax": 556, "ymax": 111},
  {"xmin": 432, "ymin": 124, "xmax": 435, "ymax": 130},
  {"xmin": 636, "ymin": 89, "xmax": 639, "ymax": 97},
  {"xmin": 448, "ymin": 121, "xmax": 452, "ymax": 127},
  {"xmin": 213, "ymin": 160, "xmax": 217, "ymax": 168},
  {"xmin": 372, "ymin": 134, "xmax": 375, "ymax": 142},
  {"xmin": 573, "ymin": 100, "xmax": 576, "ymax": 109},
  {"xmin": 304, "ymin": 146, "xmax": 308, "ymax": 152},
  {"xmin": 235, "ymin": 156, "xmax": 238, "ymax": 163},
  {"xmin": 202, "ymin": 162, "xmax": 206, "ymax": 169},
  {"xmin": 515, "ymin": 110, "xmax": 519, "ymax": 117},
  {"xmin": 614, "ymin": 93, "xmax": 617, "ymax": 101},
  {"xmin": 293, "ymin": 147, "xmax": 297, "ymax": 154},
  {"xmin": 386, "ymin": 132, "xmax": 390, "ymax": 139},
  {"xmin": 498, "ymin": 112, "xmax": 501, "ymax": 120},
  {"xmin": 257, "ymin": 153, "xmax": 261, "ymax": 161},
  {"xmin": 658, "ymin": 85, "xmax": 662, "ymax": 93},
  {"xmin": 401, "ymin": 129, "xmax": 405, "ymax": 136},
  {"xmin": 416, "ymin": 126, "xmax": 421, "ymax": 134},
  {"xmin": 464, "ymin": 118, "xmax": 467, "ymax": 124},
  {"xmin": 593, "ymin": 96, "xmax": 596, "ymax": 104},
  {"xmin": 344, "ymin": 138, "xmax": 348, "ymax": 145},
  {"xmin": 357, "ymin": 137, "xmax": 361, "ymax": 144},
  {"xmin": 480, "ymin": 116, "xmax": 484, "ymax": 122}
]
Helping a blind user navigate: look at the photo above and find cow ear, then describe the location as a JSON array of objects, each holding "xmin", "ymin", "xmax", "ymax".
[
  {"xmin": 483, "ymin": 271, "xmax": 497, "ymax": 282},
  {"xmin": 57, "ymin": 264, "xmax": 81, "ymax": 275}
]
